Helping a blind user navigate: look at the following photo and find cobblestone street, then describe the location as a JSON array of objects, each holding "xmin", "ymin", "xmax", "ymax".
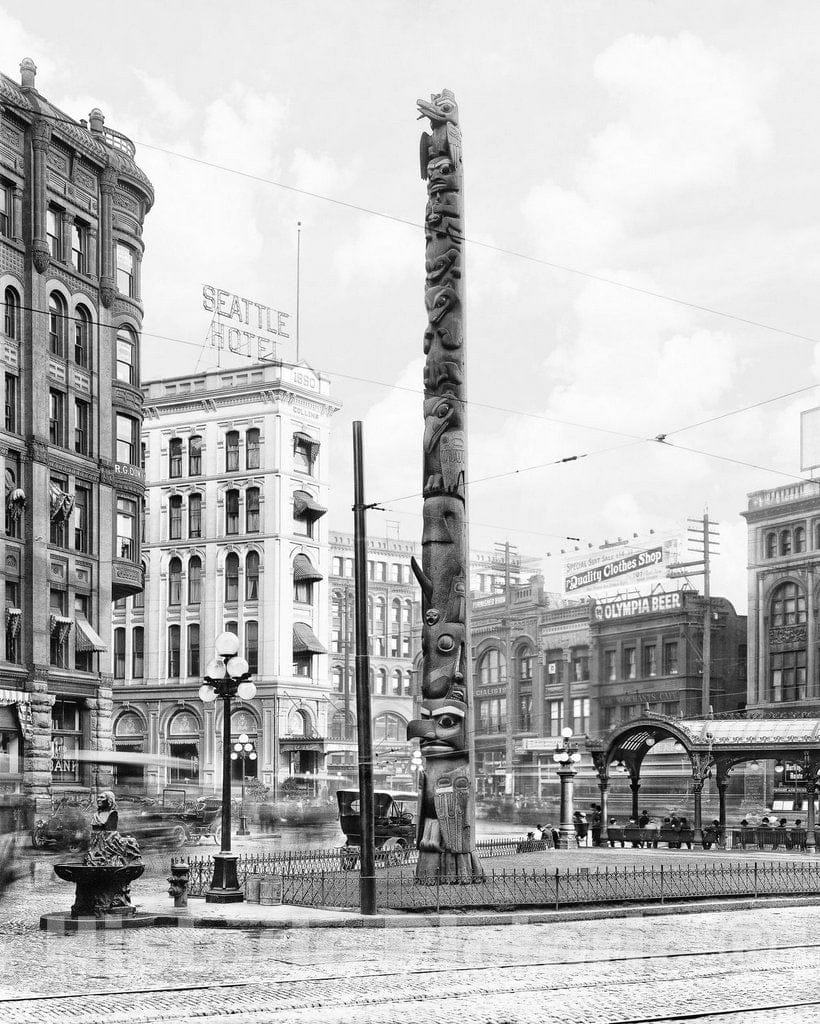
[{"xmin": 2, "ymin": 886, "xmax": 819, "ymax": 1022}]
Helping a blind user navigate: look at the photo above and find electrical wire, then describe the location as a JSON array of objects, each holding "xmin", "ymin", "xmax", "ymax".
[{"xmin": 4, "ymin": 96, "xmax": 820, "ymax": 349}]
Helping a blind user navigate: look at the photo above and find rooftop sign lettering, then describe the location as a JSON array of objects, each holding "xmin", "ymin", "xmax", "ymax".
[
  {"xmin": 594, "ymin": 591, "xmax": 682, "ymax": 621},
  {"xmin": 202, "ymin": 285, "xmax": 291, "ymax": 363}
]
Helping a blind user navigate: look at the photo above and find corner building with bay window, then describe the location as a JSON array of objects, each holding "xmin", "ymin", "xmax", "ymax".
[
  {"xmin": 110, "ymin": 361, "xmax": 339, "ymax": 797},
  {"xmin": 0, "ymin": 61, "xmax": 153, "ymax": 816}
]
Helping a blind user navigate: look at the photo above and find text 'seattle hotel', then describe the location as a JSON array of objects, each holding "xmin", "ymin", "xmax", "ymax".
[{"xmin": 0, "ymin": 61, "xmax": 153, "ymax": 815}]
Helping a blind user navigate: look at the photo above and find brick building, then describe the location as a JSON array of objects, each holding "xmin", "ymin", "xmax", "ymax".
[{"xmin": 0, "ymin": 60, "xmax": 153, "ymax": 815}]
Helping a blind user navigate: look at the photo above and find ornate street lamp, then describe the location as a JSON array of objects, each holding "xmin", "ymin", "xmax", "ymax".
[
  {"xmin": 231, "ymin": 733, "xmax": 257, "ymax": 837},
  {"xmin": 198, "ymin": 631, "xmax": 256, "ymax": 903},
  {"xmin": 552, "ymin": 726, "xmax": 582, "ymax": 849}
]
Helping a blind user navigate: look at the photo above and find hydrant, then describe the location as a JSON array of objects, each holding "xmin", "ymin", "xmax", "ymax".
[{"xmin": 167, "ymin": 859, "xmax": 189, "ymax": 908}]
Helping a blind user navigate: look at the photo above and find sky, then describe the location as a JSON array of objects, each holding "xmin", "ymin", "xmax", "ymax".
[{"xmin": 5, "ymin": 1, "xmax": 820, "ymax": 612}]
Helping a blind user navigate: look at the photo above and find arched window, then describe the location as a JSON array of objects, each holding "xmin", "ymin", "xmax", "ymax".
[
  {"xmin": 765, "ymin": 532, "xmax": 777, "ymax": 558},
  {"xmin": 288, "ymin": 708, "xmax": 310, "ymax": 737},
  {"xmin": 48, "ymin": 292, "xmax": 67, "ymax": 357},
  {"xmin": 780, "ymin": 530, "xmax": 792, "ymax": 556},
  {"xmin": 169, "ymin": 438, "xmax": 182, "ymax": 478},
  {"xmin": 167, "ymin": 625, "xmax": 180, "ymax": 678},
  {"xmin": 246, "ymin": 487, "xmax": 260, "ymax": 533},
  {"xmin": 402, "ymin": 600, "xmax": 413, "ymax": 627},
  {"xmin": 479, "ymin": 648, "xmax": 506, "ymax": 686},
  {"xmin": 404, "ymin": 671, "xmax": 412, "ymax": 695},
  {"xmin": 375, "ymin": 667, "xmax": 387, "ymax": 695},
  {"xmin": 116, "ymin": 243, "xmax": 136, "ymax": 297},
  {"xmin": 246, "ymin": 620, "xmax": 258, "ymax": 673},
  {"xmin": 225, "ymin": 552, "xmax": 239, "ymax": 603},
  {"xmin": 225, "ymin": 431, "xmax": 239, "ymax": 472},
  {"xmin": 168, "ymin": 557, "xmax": 182, "ymax": 606},
  {"xmin": 188, "ymin": 493, "xmax": 202, "ymax": 538},
  {"xmin": 188, "ymin": 435, "xmax": 202, "ymax": 476},
  {"xmin": 795, "ymin": 526, "xmax": 806, "ymax": 553},
  {"xmin": 373, "ymin": 713, "xmax": 406, "ymax": 743},
  {"xmin": 391, "ymin": 669, "xmax": 402, "ymax": 695},
  {"xmin": 246, "ymin": 428, "xmax": 260, "ymax": 469},
  {"xmin": 391, "ymin": 598, "xmax": 401, "ymax": 625},
  {"xmin": 245, "ymin": 551, "xmax": 259, "ymax": 601},
  {"xmin": 167, "ymin": 710, "xmax": 199, "ymax": 784},
  {"xmin": 3, "ymin": 286, "xmax": 20, "ymax": 341},
  {"xmin": 771, "ymin": 581, "xmax": 807, "ymax": 627},
  {"xmin": 374, "ymin": 596, "xmax": 386, "ymax": 627},
  {"xmin": 169, "ymin": 495, "xmax": 182, "ymax": 540},
  {"xmin": 116, "ymin": 326, "xmax": 136, "ymax": 384},
  {"xmin": 187, "ymin": 623, "xmax": 200, "ymax": 677},
  {"xmin": 188, "ymin": 556, "xmax": 202, "ymax": 605},
  {"xmin": 225, "ymin": 489, "xmax": 239, "ymax": 535},
  {"xmin": 73, "ymin": 304, "xmax": 91, "ymax": 367}
]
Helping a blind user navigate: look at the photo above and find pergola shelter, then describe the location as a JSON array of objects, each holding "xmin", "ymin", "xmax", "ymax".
[{"xmin": 586, "ymin": 713, "xmax": 820, "ymax": 849}]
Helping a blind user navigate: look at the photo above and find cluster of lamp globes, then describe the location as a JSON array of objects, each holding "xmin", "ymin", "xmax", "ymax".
[
  {"xmin": 231, "ymin": 734, "xmax": 257, "ymax": 764},
  {"xmin": 553, "ymin": 726, "xmax": 583, "ymax": 766},
  {"xmin": 197, "ymin": 631, "xmax": 257, "ymax": 704}
]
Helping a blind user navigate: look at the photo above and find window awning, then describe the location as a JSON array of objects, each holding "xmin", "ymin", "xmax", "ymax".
[
  {"xmin": 50, "ymin": 483, "xmax": 75, "ymax": 523},
  {"xmin": 293, "ymin": 432, "xmax": 320, "ymax": 459},
  {"xmin": 5, "ymin": 608, "xmax": 21, "ymax": 638},
  {"xmin": 49, "ymin": 615, "xmax": 73, "ymax": 643},
  {"xmin": 293, "ymin": 490, "xmax": 327, "ymax": 520},
  {"xmin": 293, "ymin": 553, "xmax": 323, "ymax": 583},
  {"xmin": 293, "ymin": 621, "xmax": 327, "ymax": 655},
  {"xmin": 75, "ymin": 616, "xmax": 107, "ymax": 653},
  {"xmin": 0, "ymin": 688, "xmax": 28, "ymax": 707}
]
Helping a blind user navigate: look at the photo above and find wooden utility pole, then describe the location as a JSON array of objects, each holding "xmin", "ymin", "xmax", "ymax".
[
  {"xmin": 672, "ymin": 514, "xmax": 720, "ymax": 715},
  {"xmin": 352, "ymin": 421, "xmax": 376, "ymax": 914}
]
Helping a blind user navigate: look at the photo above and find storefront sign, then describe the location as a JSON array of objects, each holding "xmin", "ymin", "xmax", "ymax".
[
  {"xmin": 202, "ymin": 285, "xmax": 291, "ymax": 362},
  {"xmin": 593, "ymin": 591, "xmax": 682, "ymax": 621}
]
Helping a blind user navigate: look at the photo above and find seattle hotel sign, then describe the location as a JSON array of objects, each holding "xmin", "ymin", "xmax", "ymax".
[{"xmin": 202, "ymin": 285, "xmax": 291, "ymax": 361}]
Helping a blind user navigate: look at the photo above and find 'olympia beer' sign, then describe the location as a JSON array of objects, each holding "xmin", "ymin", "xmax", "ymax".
[
  {"xmin": 202, "ymin": 285, "xmax": 292, "ymax": 362},
  {"xmin": 593, "ymin": 591, "xmax": 682, "ymax": 621}
]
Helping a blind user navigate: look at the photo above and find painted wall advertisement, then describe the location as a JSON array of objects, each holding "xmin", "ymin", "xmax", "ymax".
[{"xmin": 562, "ymin": 533, "xmax": 680, "ymax": 596}]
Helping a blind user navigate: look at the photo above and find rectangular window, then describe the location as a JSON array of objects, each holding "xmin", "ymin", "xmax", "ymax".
[
  {"xmin": 115, "ymin": 414, "xmax": 138, "ymax": 465},
  {"xmin": 572, "ymin": 653, "xmax": 589, "ymax": 681},
  {"xmin": 225, "ymin": 491, "xmax": 239, "ymax": 535},
  {"xmin": 187, "ymin": 625, "xmax": 200, "ymax": 678},
  {"xmin": 168, "ymin": 626, "xmax": 180, "ymax": 678},
  {"xmin": 116, "ymin": 243, "xmax": 135, "ymax": 297},
  {"xmin": 4, "ymin": 374, "xmax": 17, "ymax": 434},
  {"xmin": 294, "ymin": 580, "xmax": 313, "ymax": 605},
  {"xmin": 116, "ymin": 497, "xmax": 137, "ymax": 560},
  {"xmin": 49, "ymin": 474, "xmax": 69, "ymax": 547},
  {"xmin": 663, "ymin": 642, "xmax": 679, "ymax": 675},
  {"xmin": 5, "ymin": 579, "xmax": 20, "ymax": 664},
  {"xmin": 47, "ymin": 207, "xmax": 63, "ymax": 259},
  {"xmin": 188, "ymin": 436, "xmax": 202, "ymax": 476},
  {"xmin": 74, "ymin": 399, "xmax": 89, "ymax": 455},
  {"xmin": 642, "ymin": 645, "xmax": 657, "ymax": 678},
  {"xmin": 169, "ymin": 497, "xmax": 182, "ymax": 540},
  {"xmin": 518, "ymin": 693, "xmax": 532, "ymax": 731},
  {"xmin": 548, "ymin": 700, "xmax": 563, "ymax": 736},
  {"xmin": 71, "ymin": 221, "xmax": 87, "ymax": 274},
  {"xmin": 225, "ymin": 431, "xmax": 239, "ymax": 472},
  {"xmin": 169, "ymin": 741, "xmax": 199, "ymax": 784},
  {"xmin": 0, "ymin": 182, "xmax": 11, "ymax": 237},
  {"xmin": 770, "ymin": 649, "xmax": 807, "ymax": 703},
  {"xmin": 390, "ymin": 635, "xmax": 399, "ymax": 658},
  {"xmin": 169, "ymin": 439, "xmax": 182, "ymax": 478},
  {"xmin": 246, "ymin": 429, "xmax": 260, "ymax": 469},
  {"xmin": 74, "ymin": 484, "xmax": 90, "ymax": 553},
  {"xmin": 293, "ymin": 653, "xmax": 313, "ymax": 678},
  {"xmin": 188, "ymin": 494, "xmax": 202, "ymax": 538},
  {"xmin": 572, "ymin": 697, "xmax": 590, "ymax": 733},
  {"xmin": 49, "ymin": 588, "xmax": 68, "ymax": 666},
  {"xmin": 132, "ymin": 627, "xmax": 144, "ymax": 678},
  {"xmin": 246, "ymin": 489, "xmax": 260, "ymax": 533},
  {"xmin": 51, "ymin": 700, "xmax": 83, "ymax": 783},
  {"xmin": 49, "ymin": 389, "xmax": 65, "ymax": 446},
  {"xmin": 624, "ymin": 647, "xmax": 636, "ymax": 680},
  {"xmin": 604, "ymin": 650, "xmax": 616, "ymax": 681},
  {"xmin": 73, "ymin": 595, "xmax": 92, "ymax": 672},
  {"xmin": 5, "ymin": 452, "xmax": 21, "ymax": 539}
]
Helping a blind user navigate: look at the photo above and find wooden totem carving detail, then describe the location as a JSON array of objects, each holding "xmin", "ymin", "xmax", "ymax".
[{"xmin": 407, "ymin": 90, "xmax": 482, "ymax": 883}]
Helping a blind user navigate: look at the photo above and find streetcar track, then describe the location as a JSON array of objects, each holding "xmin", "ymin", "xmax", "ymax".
[
  {"xmin": 0, "ymin": 939, "xmax": 817, "ymax": 1004},
  {"xmin": 609, "ymin": 998, "xmax": 820, "ymax": 1023}
]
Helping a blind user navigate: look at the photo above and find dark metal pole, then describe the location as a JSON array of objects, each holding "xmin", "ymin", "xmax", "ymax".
[
  {"xmin": 353, "ymin": 420, "xmax": 376, "ymax": 915},
  {"xmin": 221, "ymin": 692, "xmax": 232, "ymax": 854}
]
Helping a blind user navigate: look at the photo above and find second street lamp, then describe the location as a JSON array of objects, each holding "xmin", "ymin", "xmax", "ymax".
[
  {"xmin": 231, "ymin": 733, "xmax": 256, "ymax": 837},
  {"xmin": 553, "ymin": 726, "xmax": 582, "ymax": 849},
  {"xmin": 198, "ymin": 631, "xmax": 256, "ymax": 903}
]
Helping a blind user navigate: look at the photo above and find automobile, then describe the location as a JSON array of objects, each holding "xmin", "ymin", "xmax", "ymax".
[
  {"xmin": 31, "ymin": 799, "xmax": 90, "ymax": 852},
  {"xmin": 336, "ymin": 790, "xmax": 416, "ymax": 869},
  {"xmin": 123, "ymin": 788, "xmax": 222, "ymax": 846},
  {"xmin": 31, "ymin": 793, "xmax": 192, "ymax": 853}
]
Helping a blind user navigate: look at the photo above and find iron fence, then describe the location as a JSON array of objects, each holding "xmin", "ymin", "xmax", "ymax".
[
  {"xmin": 280, "ymin": 859, "xmax": 820, "ymax": 911},
  {"xmin": 185, "ymin": 835, "xmax": 547, "ymax": 896}
]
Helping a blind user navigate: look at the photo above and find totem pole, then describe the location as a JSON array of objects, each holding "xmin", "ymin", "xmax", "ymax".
[{"xmin": 407, "ymin": 90, "xmax": 483, "ymax": 883}]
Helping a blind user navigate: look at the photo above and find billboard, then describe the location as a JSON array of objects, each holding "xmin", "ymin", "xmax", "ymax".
[
  {"xmin": 593, "ymin": 591, "xmax": 682, "ymax": 621},
  {"xmin": 562, "ymin": 532, "xmax": 680, "ymax": 596}
]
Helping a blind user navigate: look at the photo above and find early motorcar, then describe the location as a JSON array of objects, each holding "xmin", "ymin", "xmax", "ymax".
[{"xmin": 336, "ymin": 790, "xmax": 416, "ymax": 869}]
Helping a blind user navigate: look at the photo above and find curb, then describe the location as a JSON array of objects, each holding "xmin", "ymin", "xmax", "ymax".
[{"xmin": 39, "ymin": 893, "xmax": 820, "ymax": 932}]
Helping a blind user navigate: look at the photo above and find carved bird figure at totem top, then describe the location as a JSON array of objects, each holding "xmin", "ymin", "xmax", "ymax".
[{"xmin": 418, "ymin": 90, "xmax": 462, "ymax": 179}]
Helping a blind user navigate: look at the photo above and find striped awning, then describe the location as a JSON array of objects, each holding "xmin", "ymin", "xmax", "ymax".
[
  {"xmin": 293, "ymin": 621, "xmax": 327, "ymax": 655},
  {"xmin": 293, "ymin": 490, "xmax": 327, "ymax": 520},
  {"xmin": 75, "ymin": 616, "xmax": 107, "ymax": 653},
  {"xmin": 293, "ymin": 553, "xmax": 323, "ymax": 583},
  {"xmin": 0, "ymin": 688, "xmax": 28, "ymax": 706},
  {"xmin": 293, "ymin": 432, "xmax": 320, "ymax": 458}
]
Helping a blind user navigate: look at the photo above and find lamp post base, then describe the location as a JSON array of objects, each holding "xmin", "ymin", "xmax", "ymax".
[
  {"xmin": 205, "ymin": 853, "xmax": 244, "ymax": 903},
  {"xmin": 236, "ymin": 816, "xmax": 250, "ymax": 837},
  {"xmin": 556, "ymin": 827, "xmax": 576, "ymax": 850}
]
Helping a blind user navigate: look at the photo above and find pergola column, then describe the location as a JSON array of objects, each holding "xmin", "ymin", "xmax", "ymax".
[
  {"xmin": 717, "ymin": 777, "xmax": 728, "ymax": 837},
  {"xmin": 591, "ymin": 751, "xmax": 609, "ymax": 846},
  {"xmin": 806, "ymin": 779, "xmax": 817, "ymax": 853},
  {"xmin": 690, "ymin": 752, "xmax": 712, "ymax": 848},
  {"xmin": 629, "ymin": 775, "xmax": 641, "ymax": 822}
]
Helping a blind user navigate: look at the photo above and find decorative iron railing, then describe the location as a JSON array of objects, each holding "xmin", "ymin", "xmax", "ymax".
[
  {"xmin": 185, "ymin": 835, "xmax": 548, "ymax": 896},
  {"xmin": 278, "ymin": 860, "xmax": 820, "ymax": 912}
]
